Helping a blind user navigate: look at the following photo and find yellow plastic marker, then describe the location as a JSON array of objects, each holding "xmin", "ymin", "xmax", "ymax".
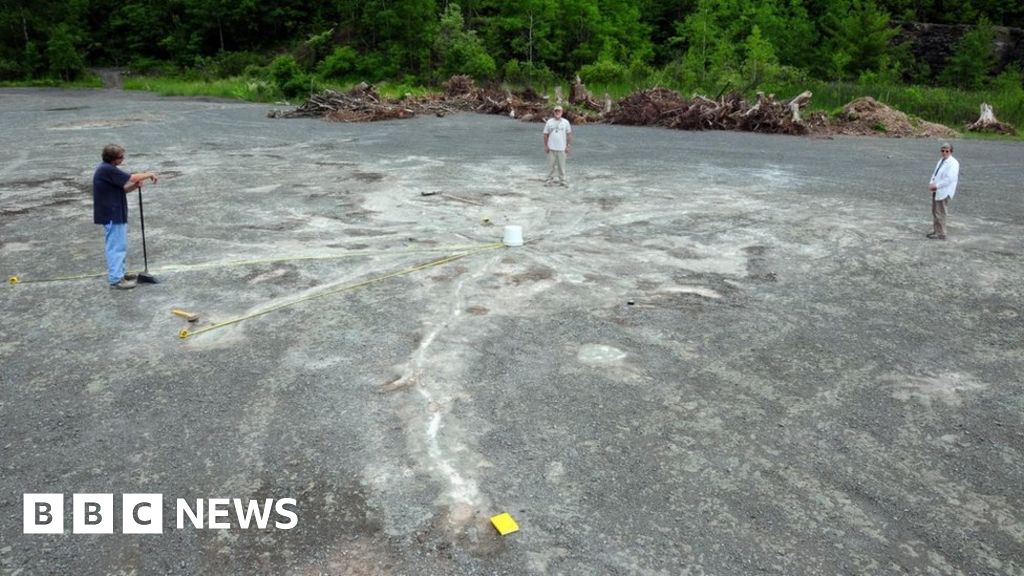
[
  {"xmin": 171, "ymin": 308, "xmax": 200, "ymax": 322},
  {"xmin": 9, "ymin": 276, "xmax": 19, "ymax": 285},
  {"xmin": 178, "ymin": 329, "xmax": 190, "ymax": 339},
  {"xmin": 490, "ymin": 513, "xmax": 519, "ymax": 536}
]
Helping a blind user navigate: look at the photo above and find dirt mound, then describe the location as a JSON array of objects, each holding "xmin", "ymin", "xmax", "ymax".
[{"xmin": 833, "ymin": 96, "xmax": 958, "ymax": 138}]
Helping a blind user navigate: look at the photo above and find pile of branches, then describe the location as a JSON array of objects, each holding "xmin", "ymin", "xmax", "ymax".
[
  {"xmin": 443, "ymin": 75, "xmax": 550, "ymax": 120},
  {"xmin": 608, "ymin": 88, "xmax": 812, "ymax": 135},
  {"xmin": 276, "ymin": 76, "xmax": 821, "ymax": 135},
  {"xmin": 275, "ymin": 76, "xmax": 552, "ymax": 122},
  {"xmin": 275, "ymin": 82, "xmax": 445, "ymax": 121}
]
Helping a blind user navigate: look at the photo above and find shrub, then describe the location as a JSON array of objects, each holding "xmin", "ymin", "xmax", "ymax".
[
  {"xmin": 128, "ymin": 57, "xmax": 178, "ymax": 76},
  {"xmin": 317, "ymin": 46, "xmax": 359, "ymax": 80},
  {"xmin": 216, "ymin": 52, "xmax": 266, "ymax": 78},
  {"xmin": 0, "ymin": 58, "xmax": 21, "ymax": 81},
  {"xmin": 269, "ymin": 55, "xmax": 310, "ymax": 98},
  {"xmin": 579, "ymin": 58, "xmax": 628, "ymax": 85},
  {"xmin": 991, "ymin": 65, "xmax": 1024, "ymax": 98},
  {"xmin": 352, "ymin": 51, "xmax": 400, "ymax": 83}
]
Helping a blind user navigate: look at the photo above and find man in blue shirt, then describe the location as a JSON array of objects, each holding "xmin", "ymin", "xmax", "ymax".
[{"xmin": 93, "ymin": 144, "xmax": 158, "ymax": 289}]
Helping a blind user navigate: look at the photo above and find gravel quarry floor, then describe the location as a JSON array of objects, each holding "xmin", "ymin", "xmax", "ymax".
[{"xmin": 1, "ymin": 88, "xmax": 1022, "ymax": 575}]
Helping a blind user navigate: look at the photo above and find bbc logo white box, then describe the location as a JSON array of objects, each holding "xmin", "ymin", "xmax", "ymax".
[
  {"xmin": 73, "ymin": 493, "xmax": 114, "ymax": 534},
  {"xmin": 122, "ymin": 494, "xmax": 163, "ymax": 534},
  {"xmin": 23, "ymin": 494, "xmax": 64, "ymax": 534}
]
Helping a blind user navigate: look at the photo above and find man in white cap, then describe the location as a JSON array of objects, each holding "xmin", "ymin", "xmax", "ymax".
[
  {"xmin": 927, "ymin": 142, "xmax": 959, "ymax": 240},
  {"xmin": 543, "ymin": 105, "xmax": 572, "ymax": 186}
]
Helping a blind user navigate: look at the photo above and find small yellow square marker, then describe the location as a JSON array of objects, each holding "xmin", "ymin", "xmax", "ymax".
[{"xmin": 490, "ymin": 512, "xmax": 519, "ymax": 536}]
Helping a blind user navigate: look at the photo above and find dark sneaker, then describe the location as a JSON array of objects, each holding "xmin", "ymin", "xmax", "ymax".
[
  {"xmin": 123, "ymin": 273, "xmax": 138, "ymax": 281},
  {"xmin": 926, "ymin": 233, "xmax": 946, "ymax": 240},
  {"xmin": 110, "ymin": 278, "xmax": 137, "ymax": 290}
]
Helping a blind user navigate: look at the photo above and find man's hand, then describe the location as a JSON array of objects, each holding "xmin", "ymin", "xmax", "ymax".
[{"xmin": 929, "ymin": 183, "xmax": 937, "ymax": 192}]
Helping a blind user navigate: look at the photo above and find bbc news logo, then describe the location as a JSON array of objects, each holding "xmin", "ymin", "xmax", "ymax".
[{"xmin": 24, "ymin": 494, "xmax": 298, "ymax": 534}]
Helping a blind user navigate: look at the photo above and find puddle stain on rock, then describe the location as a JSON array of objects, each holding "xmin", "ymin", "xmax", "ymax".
[
  {"xmin": 351, "ymin": 171, "xmax": 386, "ymax": 183},
  {"xmin": 506, "ymin": 265, "xmax": 555, "ymax": 285}
]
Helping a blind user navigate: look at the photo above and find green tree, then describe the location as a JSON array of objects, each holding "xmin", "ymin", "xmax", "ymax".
[
  {"xmin": 434, "ymin": 2, "xmax": 496, "ymax": 80},
  {"xmin": 671, "ymin": 0, "xmax": 741, "ymax": 89},
  {"xmin": 819, "ymin": 0, "xmax": 898, "ymax": 80},
  {"xmin": 357, "ymin": 0, "xmax": 438, "ymax": 80},
  {"xmin": 741, "ymin": 25, "xmax": 780, "ymax": 88},
  {"xmin": 749, "ymin": 0, "xmax": 816, "ymax": 70},
  {"xmin": 940, "ymin": 19, "xmax": 998, "ymax": 90},
  {"xmin": 22, "ymin": 41, "xmax": 43, "ymax": 77},
  {"xmin": 477, "ymin": 0, "xmax": 561, "ymax": 80},
  {"xmin": 668, "ymin": 0, "xmax": 816, "ymax": 91},
  {"xmin": 186, "ymin": 0, "xmax": 259, "ymax": 53},
  {"xmin": 46, "ymin": 24, "xmax": 84, "ymax": 80}
]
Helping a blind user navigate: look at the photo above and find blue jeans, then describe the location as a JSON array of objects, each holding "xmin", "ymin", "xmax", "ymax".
[{"xmin": 104, "ymin": 222, "xmax": 127, "ymax": 284}]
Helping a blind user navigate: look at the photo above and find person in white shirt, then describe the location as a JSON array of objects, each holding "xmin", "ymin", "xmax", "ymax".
[
  {"xmin": 543, "ymin": 105, "xmax": 573, "ymax": 186},
  {"xmin": 927, "ymin": 142, "xmax": 959, "ymax": 240}
]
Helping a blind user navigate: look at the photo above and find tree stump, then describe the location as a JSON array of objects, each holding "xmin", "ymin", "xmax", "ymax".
[
  {"xmin": 787, "ymin": 91, "xmax": 812, "ymax": 123},
  {"xmin": 967, "ymin": 103, "xmax": 1016, "ymax": 135}
]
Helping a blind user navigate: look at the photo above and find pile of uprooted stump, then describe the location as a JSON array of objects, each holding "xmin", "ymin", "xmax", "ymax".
[{"xmin": 273, "ymin": 75, "xmax": 969, "ymax": 138}]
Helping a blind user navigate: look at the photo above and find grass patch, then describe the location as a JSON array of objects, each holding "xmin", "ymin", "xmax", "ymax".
[
  {"xmin": 122, "ymin": 75, "xmax": 440, "ymax": 103},
  {"xmin": 764, "ymin": 80, "xmax": 1023, "ymax": 137},
  {"xmin": 122, "ymin": 76, "xmax": 279, "ymax": 102},
  {"xmin": 0, "ymin": 75, "xmax": 103, "ymax": 89}
]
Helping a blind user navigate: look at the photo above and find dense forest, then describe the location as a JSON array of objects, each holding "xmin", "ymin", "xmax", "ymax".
[{"xmin": 1, "ymin": 0, "xmax": 1022, "ymax": 98}]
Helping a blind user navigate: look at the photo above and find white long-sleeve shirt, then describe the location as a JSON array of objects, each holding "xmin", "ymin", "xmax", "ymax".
[{"xmin": 930, "ymin": 155, "xmax": 960, "ymax": 201}]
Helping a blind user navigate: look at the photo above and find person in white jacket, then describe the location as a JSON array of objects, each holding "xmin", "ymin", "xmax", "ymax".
[{"xmin": 927, "ymin": 142, "xmax": 959, "ymax": 240}]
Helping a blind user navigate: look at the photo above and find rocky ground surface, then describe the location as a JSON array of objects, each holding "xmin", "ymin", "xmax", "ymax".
[{"xmin": 1, "ymin": 88, "xmax": 1022, "ymax": 575}]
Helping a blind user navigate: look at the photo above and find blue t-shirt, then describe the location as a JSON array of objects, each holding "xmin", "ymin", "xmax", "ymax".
[{"xmin": 93, "ymin": 162, "xmax": 131, "ymax": 224}]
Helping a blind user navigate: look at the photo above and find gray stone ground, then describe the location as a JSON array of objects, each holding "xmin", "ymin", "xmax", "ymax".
[{"xmin": 1, "ymin": 88, "xmax": 1022, "ymax": 575}]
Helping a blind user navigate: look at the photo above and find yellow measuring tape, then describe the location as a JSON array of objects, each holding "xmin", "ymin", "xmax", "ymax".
[
  {"xmin": 179, "ymin": 242, "xmax": 504, "ymax": 340},
  {"xmin": 6, "ymin": 243, "xmax": 497, "ymax": 285},
  {"xmin": 10, "ymin": 271, "xmax": 104, "ymax": 285}
]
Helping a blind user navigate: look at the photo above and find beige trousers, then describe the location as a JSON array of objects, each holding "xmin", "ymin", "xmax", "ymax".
[
  {"xmin": 546, "ymin": 150, "xmax": 567, "ymax": 184},
  {"xmin": 932, "ymin": 193, "xmax": 949, "ymax": 236}
]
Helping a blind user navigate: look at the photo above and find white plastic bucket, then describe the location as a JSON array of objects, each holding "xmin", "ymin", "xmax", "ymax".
[{"xmin": 502, "ymin": 225, "xmax": 524, "ymax": 247}]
